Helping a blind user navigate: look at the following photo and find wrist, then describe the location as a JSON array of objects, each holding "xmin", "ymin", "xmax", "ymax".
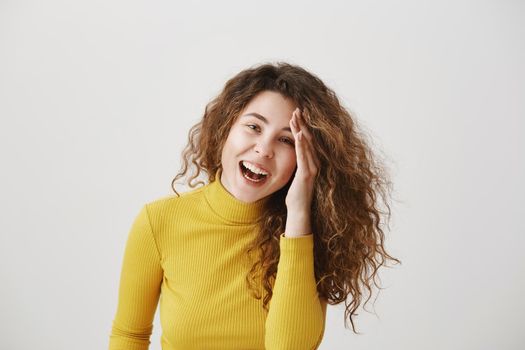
[{"xmin": 284, "ymin": 211, "xmax": 311, "ymax": 237}]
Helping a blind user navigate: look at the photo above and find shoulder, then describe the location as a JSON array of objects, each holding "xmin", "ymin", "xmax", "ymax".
[
  {"xmin": 132, "ymin": 185, "xmax": 209, "ymax": 238},
  {"xmin": 143, "ymin": 183, "xmax": 209, "ymax": 216}
]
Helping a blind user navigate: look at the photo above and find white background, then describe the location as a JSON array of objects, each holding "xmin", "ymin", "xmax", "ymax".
[{"xmin": 1, "ymin": 0, "xmax": 523, "ymax": 349}]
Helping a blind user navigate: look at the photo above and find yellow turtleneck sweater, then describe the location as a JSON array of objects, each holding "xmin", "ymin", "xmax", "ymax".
[{"xmin": 108, "ymin": 171, "xmax": 327, "ymax": 349}]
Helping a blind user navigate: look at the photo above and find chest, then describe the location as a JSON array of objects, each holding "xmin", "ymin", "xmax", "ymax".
[{"xmin": 157, "ymin": 225, "xmax": 267, "ymax": 349}]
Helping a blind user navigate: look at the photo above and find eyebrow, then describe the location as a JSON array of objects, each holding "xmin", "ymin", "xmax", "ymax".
[{"xmin": 242, "ymin": 113, "xmax": 292, "ymax": 133}]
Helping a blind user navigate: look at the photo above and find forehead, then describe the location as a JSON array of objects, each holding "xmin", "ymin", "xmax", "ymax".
[{"xmin": 238, "ymin": 90, "xmax": 297, "ymax": 121}]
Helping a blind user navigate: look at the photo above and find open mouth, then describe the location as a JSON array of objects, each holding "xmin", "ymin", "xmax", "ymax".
[{"xmin": 239, "ymin": 161, "xmax": 269, "ymax": 183}]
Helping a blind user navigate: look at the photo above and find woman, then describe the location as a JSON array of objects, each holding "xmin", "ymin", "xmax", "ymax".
[{"xmin": 108, "ymin": 62, "xmax": 400, "ymax": 349}]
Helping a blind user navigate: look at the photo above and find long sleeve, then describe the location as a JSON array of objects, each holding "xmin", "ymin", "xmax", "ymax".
[
  {"xmin": 109, "ymin": 204, "xmax": 164, "ymax": 350},
  {"xmin": 265, "ymin": 233, "xmax": 327, "ymax": 350}
]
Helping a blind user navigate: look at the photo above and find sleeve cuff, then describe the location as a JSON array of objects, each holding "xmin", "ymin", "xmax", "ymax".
[{"xmin": 277, "ymin": 233, "xmax": 315, "ymax": 280}]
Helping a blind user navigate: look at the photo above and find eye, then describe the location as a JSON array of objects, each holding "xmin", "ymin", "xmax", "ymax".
[
  {"xmin": 280, "ymin": 137, "xmax": 295, "ymax": 146},
  {"xmin": 246, "ymin": 124, "xmax": 295, "ymax": 147}
]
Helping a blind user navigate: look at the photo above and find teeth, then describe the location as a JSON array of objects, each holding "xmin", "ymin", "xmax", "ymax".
[
  {"xmin": 242, "ymin": 161, "xmax": 268, "ymax": 176},
  {"xmin": 243, "ymin": 171, "xmax": 266, "ymax": 182}
]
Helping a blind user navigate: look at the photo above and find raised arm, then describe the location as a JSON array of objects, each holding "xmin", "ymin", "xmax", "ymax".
[
  {"xmin": 109, "ymin": 204, "xmax": 163, "ymax": 350},
  {"xmin": 264, "ymin": 107, "xmax": 327, "ymax": 349}
]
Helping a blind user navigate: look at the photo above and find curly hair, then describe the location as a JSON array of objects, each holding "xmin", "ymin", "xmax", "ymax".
[{"xmin": 170, "ymin": 61, "xmax": 401, "ymax": 333}]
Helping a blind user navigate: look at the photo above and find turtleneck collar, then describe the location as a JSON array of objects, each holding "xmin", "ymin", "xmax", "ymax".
[{"xmin": 203, "ymin": 168, "xmax": 270, "ymax": 225}]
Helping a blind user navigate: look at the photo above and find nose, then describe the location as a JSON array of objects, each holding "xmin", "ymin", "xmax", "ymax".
[{"xmin": 254, "ymin": 139, "xmax": 274, "ymax": 158}]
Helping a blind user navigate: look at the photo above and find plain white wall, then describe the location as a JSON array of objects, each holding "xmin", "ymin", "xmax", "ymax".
[{"xmin": 1, "ymin": 0, "xmax": 523, "ymax": 349}]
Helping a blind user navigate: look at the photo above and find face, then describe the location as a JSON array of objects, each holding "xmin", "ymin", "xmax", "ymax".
[{"xmin": 220, "ymin": 90, "xmax": 298, "ymax": 203}]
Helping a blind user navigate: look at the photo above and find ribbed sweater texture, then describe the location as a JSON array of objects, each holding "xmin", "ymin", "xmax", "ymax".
[{"xmin": 108, "ymin": 170, "xmax": 327, "ymax": 349}]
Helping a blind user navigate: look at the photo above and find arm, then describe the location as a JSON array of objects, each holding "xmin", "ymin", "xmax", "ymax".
[
  {"xmin": 265, "ymin": 107, "xmax": 326, "ymax": 348},
  {"xmin": 109, "ymin": 204, "xmax": 163, "ymax": 350},
  {"xmin": 264, "ymin": 232, "xmax": 327, "ymax": 350}
]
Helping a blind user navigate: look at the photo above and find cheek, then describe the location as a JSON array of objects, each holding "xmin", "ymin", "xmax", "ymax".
[
  {"xmin": 221, "ymin": 130, "xmax": 242, "ymax": 159},
  {"xmin": 225, "ymin": 129, "xmax": 247, "ymax": 149},
  {"xmin": 281, "ymin": 152, "xmax": 297, "ymax": 176}
]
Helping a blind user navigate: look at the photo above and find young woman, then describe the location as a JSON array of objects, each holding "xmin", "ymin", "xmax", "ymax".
[{"xmin": 109, "ymin": 62, "xmax": 400, "ymax": 350}]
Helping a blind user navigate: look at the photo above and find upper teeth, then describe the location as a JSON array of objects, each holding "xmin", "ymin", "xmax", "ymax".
[{"xmin": 242, "ymin": 161, "xmax": 268, "ymax": 176}]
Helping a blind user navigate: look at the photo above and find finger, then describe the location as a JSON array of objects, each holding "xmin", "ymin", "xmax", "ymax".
[
  {"xmin": 294, "ymin": 109, "xmax": 319, "ymax": 166},
  {"xmin": 298, "ymin": 131, "xmax": 319, "ymax": 176},
  {"xmin": 290, "ymin": 114, "xmax": 313, "ymax": 174},
  {"xmin": 290, "ymin": 109, "xmax": 299, "ymax": 136},
  {"xmin": 292, "ymin": 110, "xmax": 321, "ymax": 170},
  {"xmin": 290, "ymin": 109, "xmax": 320, "ymax": 173},
  {"xmin": 294, "ymin": 130, "xmax": 309, "ymax": 174},
  {"xmin": 294, "ymin": 109, "xmax": 315, "ymax": 143}
]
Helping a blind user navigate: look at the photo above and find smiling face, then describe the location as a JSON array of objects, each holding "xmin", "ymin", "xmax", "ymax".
[{"xmin": 220, "ymin": 90, "xmax": 298, "ymax": 203}]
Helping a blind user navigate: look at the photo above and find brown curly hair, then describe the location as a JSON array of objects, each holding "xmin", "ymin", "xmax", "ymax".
[{"xmin": 170, "ymin": 61, "xmax": 401, "ymax": 333}]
